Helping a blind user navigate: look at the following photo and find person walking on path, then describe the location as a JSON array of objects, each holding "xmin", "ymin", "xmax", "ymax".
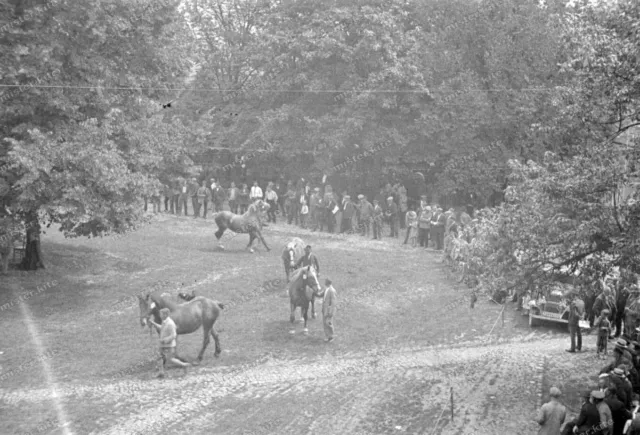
[
  {"xmin": 149, "ymin": 308, "xmax": 190, "ymax": 378},
  {"xmin": 535, "ymin": 386, "xmax": 566, "ymax": 435},
  {"xmin": 316, "ymin": 278, "xmax": 337, "ymax": 342}
]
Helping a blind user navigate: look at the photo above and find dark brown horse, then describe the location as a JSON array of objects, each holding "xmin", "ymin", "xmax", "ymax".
[
  {"xmin": 213, "ymin": 200, "xmax": 271, "ymax": 253},
  {"xmin": 281, "ymin": 237, "xmax": 305, "ymax": 282},
  {"xmin": 137, "ymin": 293, "xmax": 224, "ymax": 364},
  {"xmin": 288, "ymin": 265, "xmax": 321, "ymax": 334}
]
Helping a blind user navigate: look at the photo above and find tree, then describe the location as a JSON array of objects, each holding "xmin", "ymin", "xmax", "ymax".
[{"xmin": 0, "ymin": 0, "xmax": 195, "ymax": 252}]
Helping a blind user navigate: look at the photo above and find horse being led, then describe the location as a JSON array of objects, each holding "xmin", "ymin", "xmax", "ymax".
[
  {"xmin": 288, "ymin": 265, "xmax": 321, "ymax": 334},
  {"xmin": 213, "ymin": 200, "xmax": 271, "ymax": 253},
  {"xmin": 138, "ymin": 293, "xmax": 224, "ymax": 364},
  {"xmin": 281, "ymin": 237, "xmax": 305, "ymax": 282}
]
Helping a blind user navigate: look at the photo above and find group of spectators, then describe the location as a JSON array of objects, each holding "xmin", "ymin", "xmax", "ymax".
[
  {"xmin": 144, "ymin": 177, "xmax": 475, "ymax": 249},
  {"xmin": 535, "ymin": 276, "xmax": 640, "ymax": 434}
]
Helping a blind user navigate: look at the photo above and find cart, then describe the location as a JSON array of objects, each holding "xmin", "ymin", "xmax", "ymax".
[{"xmin": 527, "ymin": 287, "xmax": 590, "ymax": 330}]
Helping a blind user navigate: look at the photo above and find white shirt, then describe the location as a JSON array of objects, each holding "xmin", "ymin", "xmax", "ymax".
[
  {"xmin": 250, "ymin": 186, "xmax": 263, "ymax": 199},
  {"xmin": 265, "ymin": 190, "xmax": 277, "ymax": 201}
]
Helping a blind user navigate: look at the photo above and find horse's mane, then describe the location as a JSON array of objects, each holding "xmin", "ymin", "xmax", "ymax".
[
  {"xmin": 290, "ymin": 265, "xmax": 318, "ymax": 283},
  {"xmin": 149, "ymin": 292, "xmax": 178, "ymax": 311}
]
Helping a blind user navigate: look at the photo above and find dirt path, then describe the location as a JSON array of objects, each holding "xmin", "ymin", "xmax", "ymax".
[{"xmin": 2, "ymin": 335, "xmax": 559, "ymax": 435}]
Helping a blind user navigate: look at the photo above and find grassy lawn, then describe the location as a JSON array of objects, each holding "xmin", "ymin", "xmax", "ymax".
[{"xmin": 0, "ymin": 212, "xmax": 603, "ymax": 434}]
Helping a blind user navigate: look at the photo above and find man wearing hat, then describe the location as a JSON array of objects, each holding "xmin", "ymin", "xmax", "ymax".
[
  {"xmin": 188, "ymin": 177, "xmax": 199, "ymax": 217},
  {"xmin": 315, "ymin": 278, "xmax": 337, "ymax": 342},
  {"xmin": 604, "ymin": 385, "xmax": 631, "ymax": 435},
  {"xmin": 417, "ymin": 197, "xmax": 431, "ymax": 248},
  {"xmin": 593, "ymin": 390, "xmax": 613, "ymax": 435},
  {"xmin": 294, "ymin": 245, "xmax": 320, "ymax": 275},
  {"xmin": 536, "ymin": 386, "xmax": 566, "ymax": 435},
  {"xmin": 566, "ymin": 291, "xmax": 585, "ymax": 353},
  {"xmin": 310, "ymin": 187, "xmax": 322, "ymax": 231},
  {"xmin": 385, "ymin": 196, "xmax": 399, "ymax": 238},
  {"xmin": 341, "ymin": 195, "xmax": 356, "ymax": 234},
  {"xmin": 609, "ymin": 366, "xmax": 633, "ymax": 409},
  {"xmin": 431, "ymin": 207, "xmax": 446, "ymax": 250},
  {"xmin": 357, "ymin": 194, "xmax": 374, "ymax": 237},
  {"xmin": 563, "ymin": 391, "xmax": 602, "ymax": 434}
]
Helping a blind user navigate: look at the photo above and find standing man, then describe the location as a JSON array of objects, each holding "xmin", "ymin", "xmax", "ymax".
[
  {"xmin": 178, "ymin": 178, "xmax": 189, "ymax": 216},
  {"xmin": 326, "ymin": 193, "xmax": 338, "ymax": 233},
  {"xmin": 188, "ymin": 177, "xmax": 199, "ymax": 217},
  {"xmin": 567, "ymin": 290, "xmax": 585, "ymax": 353},
  {"xmin": 228, "ymin": 182, "xmax": 239, "ymax": 214},
  {"xmin": 196, "ymin": 181, "xmax": 209, "ymax": 219},
  {"xmin": 385, "ymin": 196, "xmax": 398, "ymax": 238},
  {"xmin": 314, "ymin": 188, "xmax": 325, "ymax": 232},
  {"xmin": 294, "ymin": 245, "xmax": 320, "ymax": 275},
  {"xmin": 265, "ymin": 184, "xmax": 278, "ymax": 223},
  {"xmin": 372, "ymin": 199, "xmax": 383, "ymax": 240},
  {"xmin": 535, "ymin": 386, "xmax": 566, "ymax": 435},
  {"xmin": 276, "ymin": 179, "xmax": 287, "ymax": 216},
  {"xmin": 163, "ymin": 182, "xmax": 172, "ymax": 213},
  {"xmin": 398, "ymin": 183, "xmax": 408, "ymax": 230},
  {"xmin": 431, "ymin": 207, "xmax": 446, "ymax": 250},
  {"xmin": 315, "ymin": 278, "xmax": 337, "ymax": 342},
  {"xmin": 341, "ymin": 195, "xmax": 355, "ymax": 234},
  {"xmin": 357, "ymin": 194, "xmax": 373, "ymax": 237},
  {"xmin": 213, "ymin": 182, "xmax": 227, "ymax": 213},
  {"xmin": 309, "ymin": 188, "xmax": 319, "ymax": 231},
  {"xmin": 418, "ymin": 199, "xmax": 431, "ymax": 248},
  {"xmin": 285, "ymin": 182, "xmax": 296, "ymax": 224},
  {"xmin": 148, "ymin": 308, "xmax": 191, "ymax": 378},
  {"xmin": 250, "ymin": 180, "xmax": 263, "ymax": 202},
  {"xmin": 170, "ymin": 179, "xmax": 179, "ymax": 215},
  {"xmin": 615, "ymin": 280, "xmax": 630, "ymax": 339}
]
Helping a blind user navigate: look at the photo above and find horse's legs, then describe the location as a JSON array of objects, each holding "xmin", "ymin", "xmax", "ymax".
[
  {"xmin": 197, "ymin": 325, "xmax": 212, "ymax": 362},
  {"xmin": 290, "ymin": 302, "xmax": 296, "ymax": 323},
  {"xmin": 311, "ymin": 297, "xmax": 316, "ymax": 319},
  {"xmin": 302, "ymin": 303, "xmax": 309, "ymax": 333},
  {"xmin": 215, "ymin": 227, "xmax": 226, "ymax": 249},
  {"xmin": 256, "ymin": 230, "xmax": 271, "ymax": 252},
  {"xmin": 246, "ymin": 232, "xmax": 256, "ymax": 252},
  {"xmin": 210, "ymin": 326, "xmax": 221, "ymax": 357}
]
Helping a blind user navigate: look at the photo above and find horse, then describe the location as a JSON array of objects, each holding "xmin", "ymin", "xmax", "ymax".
[
  {"xmin": 282, "ymin": 237, "xmax": 305, "ymax": 282},
  {"xmin": 137, "ymin": 293, "xmax": 224, "ymax": 364},
  {"xmin": 213, "ymin": 200, "xmax": 271, "ymax": 253},
  {"xmin": 288, "ymin": 265, "xmax": 321, "ymax": 334}
]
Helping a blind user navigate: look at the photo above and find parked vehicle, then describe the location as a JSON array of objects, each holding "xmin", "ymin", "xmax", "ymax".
[{"xmin": 526, "ymin": 286, "xmax": 590, "ymax": 329}]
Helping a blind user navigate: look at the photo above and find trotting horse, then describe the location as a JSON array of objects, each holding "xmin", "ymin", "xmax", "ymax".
[
  {"xmin": 288, "ymin": 265, "xmax": 321, "ymax": 334},
  {"xmin": 282, "ymin": 237, "xmax": 305, "ymax": 282},
  {"xmin": 213, "ymin": 200, "xmax": 271, "ymax": 253},
  {"xmin": 137, "ymin": 293, "xmax": 224, "ymax": 364}
]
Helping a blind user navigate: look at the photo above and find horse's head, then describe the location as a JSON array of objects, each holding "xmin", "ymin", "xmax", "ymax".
[
  {"xmin": 137, "ymin": 294, "xmax": 157, "ymax": 328},
  {"xmin": 286, "ymin": 243, "xmax": 296, "ymax": 268},
  {"xmin": 302, "ymin": 265, "xmax": 320, "ymax": 293}
]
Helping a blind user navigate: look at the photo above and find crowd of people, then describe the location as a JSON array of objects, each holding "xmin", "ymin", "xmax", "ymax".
[
  {"xmin": 144, "ymin": 176, "xmax": 475, "ymax": 249},
  {"xmin": 535, "ymin": 278, "xmax": 640, "ymax": 434}
]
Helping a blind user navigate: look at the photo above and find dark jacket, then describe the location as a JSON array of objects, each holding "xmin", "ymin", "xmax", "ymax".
[
  {"xmin": 574, "ymin": 401, "xmax": 601, "ymax": 434},
  {"xmin": 605, "ymin": 396, "xmax": 631, "ymax": 435},
  {"xmin": 295, "ymin": 253, "xmax": 319, "ymax": 274},
  {"xmin": 343, "ymin": 201, "xmax": 356, "ymax": 219}
]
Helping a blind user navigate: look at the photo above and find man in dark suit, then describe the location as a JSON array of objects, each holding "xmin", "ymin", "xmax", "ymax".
[
  {"xmin": 567, "ymin": 291, "xmax": 585, "ymax": 353},
  {"xmin": 188, "ymin": 177, "xmax": 199, "ymax": 217},
  {"xmin": 561, "ymin": 391, "xmax": 601, "ymax": 434},
  {"xmin": 605, "ymin": 385, "xmax": 631, "ymax": 435},
  {"xmin": 295, "ymin": 245, "xmax": 320, "ymax": 275}
]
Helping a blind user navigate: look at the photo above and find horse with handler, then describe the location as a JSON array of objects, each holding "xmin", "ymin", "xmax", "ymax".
[
  {"xmin": 288, "ymin": 265, "xmax": 322, "ymax": 335},
  {"xmin": 137, "ymin": 292, "xmax": 224, "ymax": 364}
]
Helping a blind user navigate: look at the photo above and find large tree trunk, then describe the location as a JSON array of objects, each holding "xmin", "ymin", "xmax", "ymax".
[{"xmin": 21, "ymin": 218, "xmax": 45, "ymax": 271}]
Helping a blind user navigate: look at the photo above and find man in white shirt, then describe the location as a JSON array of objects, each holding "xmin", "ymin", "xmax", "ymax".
[
  {"xmin": 315, "ymin": 278, "xmax": 337, "ymax": 342},
  {"xmin": 250, "ymin": 180, "xmax": 263, "ymax": 202},
  {"xmin": 149, "ymin": 308, "xmax": 190, "ymax": 378}
]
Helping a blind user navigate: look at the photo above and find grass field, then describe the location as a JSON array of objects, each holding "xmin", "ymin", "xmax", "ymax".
[{"xmin": 0, "ymin": 211, "xmax": 606, "ymax": 435}]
